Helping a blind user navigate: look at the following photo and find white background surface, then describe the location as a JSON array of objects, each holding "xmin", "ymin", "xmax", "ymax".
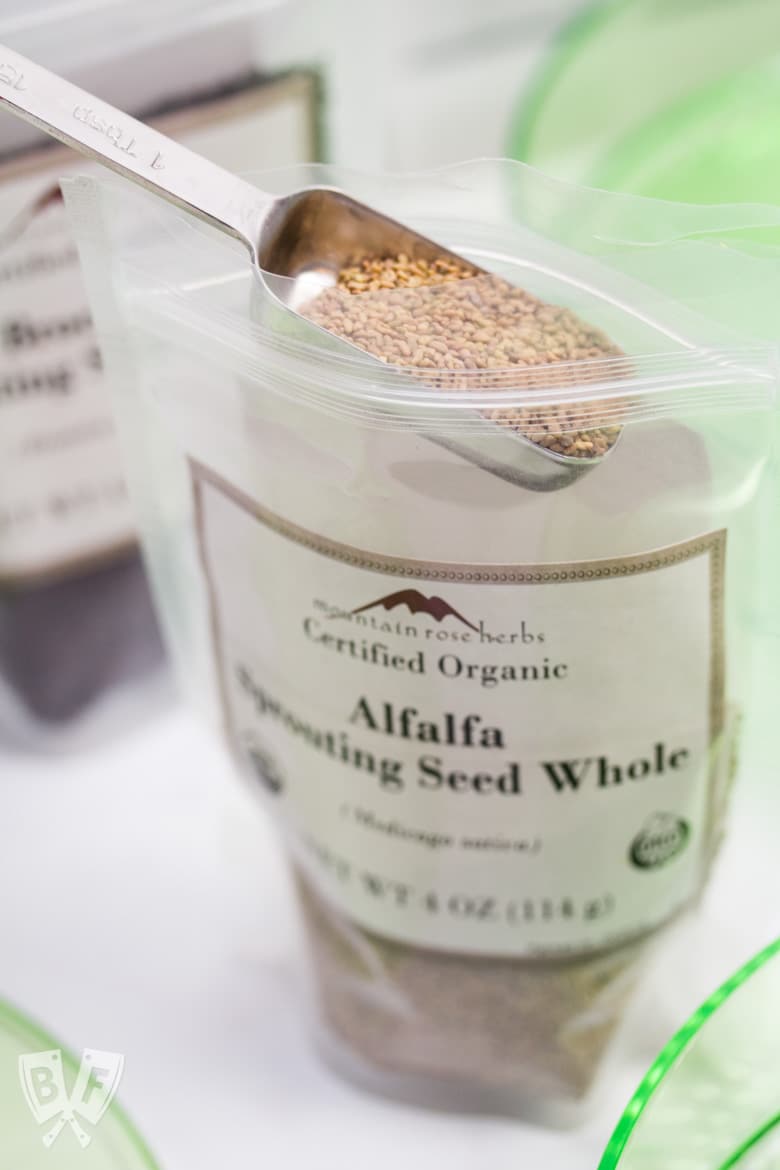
[
  {"xmin": 0, "ymin": 662, "xmax": 778, "ymax": 1170},
  {"xmin": 1, "ymin": 0, "xmax": 776, "ymax": 1161}
]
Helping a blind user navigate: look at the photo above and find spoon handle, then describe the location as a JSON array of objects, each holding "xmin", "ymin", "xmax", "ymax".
[{"xmin": 0, "ymin": 44, "xmax": 273, "ymax": 257}]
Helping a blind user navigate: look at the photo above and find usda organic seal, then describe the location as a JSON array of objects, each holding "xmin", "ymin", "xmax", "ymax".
[
  {"xmin": 241, "ymin": 734, "xmax": 285, "ymax": 796},
  {"xmin": 630, "ymin": 813, "xmax": 690, "ymax": 870}
]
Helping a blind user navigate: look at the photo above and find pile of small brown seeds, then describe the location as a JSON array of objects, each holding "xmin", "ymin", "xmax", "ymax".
[
  {"xmin": 303, "ymin": 253, "xmax": 625, "ymax": 459},
  {"xmin": 336, "ymin": 253, "xmax": 477, "ymax": 293},
  {"xmin": 296, "ymin": 870, "xmax": 646, "ymax": 1103}
]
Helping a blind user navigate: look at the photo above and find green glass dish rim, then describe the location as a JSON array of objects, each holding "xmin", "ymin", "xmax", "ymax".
[
  {"xmin": 507, "ymin": 0, "xmax": 615, "ymax": 163},
  {"xmin": 0, "ymin": 996, "xmax": 160, "ymax": 1168},
  {"xmin": 598, "ymin": 936, "xmax": 780, "ymax": 1170},
  {"xmin": 509, "ymin": 0, "xmax": 780, "ymax": 192},
  {"xmin": 586, "ymin": 62, "xmax": 779, "ymax": 196}
]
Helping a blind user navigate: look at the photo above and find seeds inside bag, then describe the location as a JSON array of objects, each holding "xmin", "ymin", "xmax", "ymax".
[{"xmin": 295, "ymin": 869, "xmax": 648, "ymax": 1105}]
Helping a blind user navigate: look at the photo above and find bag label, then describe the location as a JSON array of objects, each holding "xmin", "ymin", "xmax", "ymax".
[
  {"xmin": 193, "ymin": 461, "xmax": 727, "ymax": 955},
  {"xmin": 0, "ymin": 200, "xmax": 135, "ymax": 582},
  {"xmin": 0, "ymin": 74, "xmax": 316, "ymax": 583}
]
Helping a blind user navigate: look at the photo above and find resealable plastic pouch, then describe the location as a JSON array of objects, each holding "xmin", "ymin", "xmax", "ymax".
[{"xmin": 63, "ymin": 160, "xmax": 780, "ymax": 1120}]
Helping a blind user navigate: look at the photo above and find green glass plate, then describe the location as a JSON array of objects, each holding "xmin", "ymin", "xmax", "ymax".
[
  {"xmin": 600, "ymin": 938, "xmax": 780, "ymax": 1170},
  {"xmin": 591, "ymin": 61, "xmax": 780, "ymax": 206},
  {"xmin": 510, "ymin": 0, "xmax": 780, "ymax": 201},
  {"xmin": 0, "ymin": 998, "xmax": 159, "ymax": 1169}
]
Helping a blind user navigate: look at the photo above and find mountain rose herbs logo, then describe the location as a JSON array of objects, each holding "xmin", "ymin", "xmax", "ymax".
[{"xmin": 351, "ymin": 590, "xmax": 478, "ymax": 632}]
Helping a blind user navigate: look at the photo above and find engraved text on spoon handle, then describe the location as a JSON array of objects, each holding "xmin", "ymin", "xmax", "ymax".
[{"xmin": 0, "ymin": 45, "xmax": 273, "ymax": 257}]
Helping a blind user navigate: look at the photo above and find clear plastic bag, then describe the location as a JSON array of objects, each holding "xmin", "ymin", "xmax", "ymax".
[{"xmin": 63, "ymin": 160, "xmax": 779, "ymax": 1119}]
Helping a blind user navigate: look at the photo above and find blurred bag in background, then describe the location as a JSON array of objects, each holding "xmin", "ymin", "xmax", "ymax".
[{"xmin": 0, "ymin": 0, "xmax": 319, "ymax": 749}]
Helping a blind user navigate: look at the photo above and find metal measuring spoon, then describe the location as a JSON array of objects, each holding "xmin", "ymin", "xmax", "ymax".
[{"xmin": 0, "ymin": 44, "xmax": 618, "ymax": 492}]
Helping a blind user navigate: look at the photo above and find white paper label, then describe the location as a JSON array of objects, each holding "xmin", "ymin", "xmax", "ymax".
[
  {"xmin": 194, "ymin": 462, "xmax": 727, "ymax": 956},
  {"xmin": 0, "ymin": 76, "xmax": 315, "ymax": 583},
  {"xmin": 0, "ymin": 202, "xmax": 134, "ymax": 581}
]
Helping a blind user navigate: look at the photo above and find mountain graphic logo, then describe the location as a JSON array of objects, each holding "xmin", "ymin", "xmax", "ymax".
[{"xmin": 351, "ymin": 589, "xmax": 479, "ymax": 631}]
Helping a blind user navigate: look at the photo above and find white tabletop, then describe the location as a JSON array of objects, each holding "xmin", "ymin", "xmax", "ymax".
[{"xmin": 1, "ymin": 676, "xmax": 778, "ymax": 1170}]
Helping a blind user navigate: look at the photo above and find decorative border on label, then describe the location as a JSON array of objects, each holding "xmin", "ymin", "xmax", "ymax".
[{"xmin": 191, "ymin": 458, "xmax": 726, "ymax": 581}]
